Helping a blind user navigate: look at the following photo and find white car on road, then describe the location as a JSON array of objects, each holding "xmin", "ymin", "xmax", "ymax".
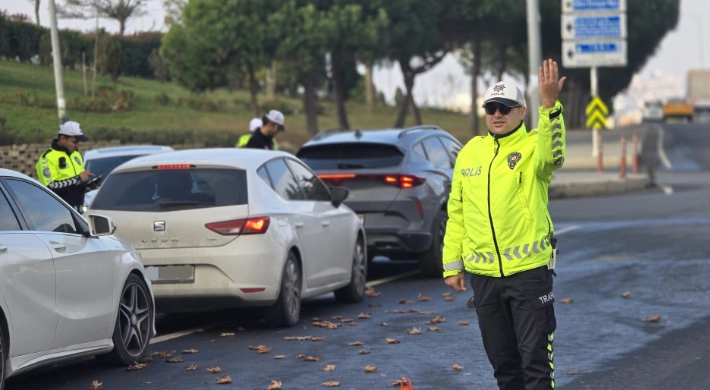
[
  {"xmin": 88, "ymin": 149, "xmax": 367, "ymax": 327},
  {"xmin": 82, "ymin": 145, "xmax": 174, "ymax": 212},
  {"xmin": 0, "ymin": 169, "xmax": 155, "ymax": 387}
]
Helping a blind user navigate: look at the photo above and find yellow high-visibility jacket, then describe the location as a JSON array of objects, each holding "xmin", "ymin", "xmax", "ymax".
[
  {"xmin": 236, "ymin": 133, "xmax": 279, "ymax": 150},
  {"xmin": 442, "ymin": 101, "xmax": 566, "ymax": 278},
  {"xmin": 36, "ymin": 140, "xmax": 86, "ymax": 207}
]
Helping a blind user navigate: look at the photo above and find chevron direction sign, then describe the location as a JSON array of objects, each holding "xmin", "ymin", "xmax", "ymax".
[{"xmin": 586, "ymin": 96, "xmax": 608, "ymax": 129}]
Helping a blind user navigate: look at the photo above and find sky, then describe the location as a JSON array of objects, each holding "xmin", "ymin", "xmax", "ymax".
[{"xmin": 3, "ymin": 0, "xmax": 708, "ymax": 107}]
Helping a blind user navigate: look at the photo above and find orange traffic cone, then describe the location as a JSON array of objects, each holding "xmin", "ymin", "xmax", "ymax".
[{"xmin": 400, "ymin": 377, "xmax": 413, "ymax": 390}]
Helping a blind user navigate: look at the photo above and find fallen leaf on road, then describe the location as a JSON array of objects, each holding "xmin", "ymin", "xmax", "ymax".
[
  {"xmin": 348, "ymin": 322, "xmax": 357, "ymax": 326},
  {"xmin": 457, "ymin": 320, "xmax": 469, "ymax": 326},
  {"xmin": 221, "ymin": 332, "xmax": 235, "ymax": 337},
  {"xmin": 418, "ymin": 293, "xmax": 430, "ymax": 302},
  {"xmin": 332, "ymin": 316, "xmax": 343, "ymax": 321},
  {"xmin": 186, "ymin": 364, "xmax": 198, "ymax": 371},
  {"xmin": 249, "ymin": 345, "xmax": 268, "ymax": 351},
  {"xmin": 150, "ymin": 351, "xmax": 171, "ymax": 358},
  {"xmin": 368, "ymin": 303, "xmax": 382, "ymax": 308},
  {"xmin": 357, "ymin": 313, "xmax": 371, "ymax": 319},
  {"xmin": 313, "ymin": 321, "xmax": 341, "ymax": 330},
  {"xmin": 378, "ymin": 322, "xmax": 389, "ymax": 326},
  {"xmin": 216, "ymin": 375, "xmax": 232, "ymax": 384},
  {"xmin": 182, "ymin": 349, "xmax": 198, "ymax": 354},
  {"xmin": 365, "ymin": 287, "xmax": 380, "ymax": 298},
  {"xmin": 398, "ymin": 298, "xmax": 414, "ymax": 304},
  {"xmin": 90, "ymin": 380, "xmax": 102, "ymax": 390},
  {"xmin": 428, "ymin": 327, "xmax": 441, "ymax": 332},
  {"xmin": 414, "ymin": 309, "xmax": 434, "ymax": 314},
  {"xmin": 444, "ymin": 296, "xmax": 456, "ymax": 302},
  {"xmin": 349, "ymin": 341, "xmax": 365, "ymax": 346},
  {"xmin": 406, "ymin": 327, "xmax": 422, "ymax": 335},
  {"xmin": 566, "ymin": 370, "xmax": 593, "ymax": 375},
  {"xmin": 322, "ymin": 382, "xmax": 341, "ymax": 387},
  {"xmin": 274, "ymin": 355, "xmax": 286, "ymax": 359},
  {"xmin": 305, "ymin": 356, "xmax": 321, "ymax": 362},
  {"xmin": 267, "ymin": 380, "xmax": 283, "ymax": 390},
  {"xmin": 453, "ymin": 364, "xmax": 463, "ymax": 371},
  {"xmin": 365, "ymin": 365, "xmax": 377, "ymax": 373},
  {"xmin": 386, "ymin": 338, "xmax": 401, "ymax": 344},
  {"xmin": 622, "ymin": 291, "xmax": 632, "ymax": 298},
  {"xmin": 257, "ymin": 346, "xmax": 271, "ymax": 354},
  {"xmin": 296, "ymin": 354, "xmax": 306, "ymax": 360},
  {"xmin": 285, "ymin": 336, "xmax": 312, "ymax": 341},
  {"xmin": 431, "ymin": 316, "xmax": 446, "ymax": 324},
  {"xmin": 312, "ymin": 336, "xmax": 325, "ymax": 341},
  {"xmin": 322, "ymin": 364, "xmax": 336, "ymax": 371},
  {"xmin": 206, "ymin": 367, "xmax": 222, "ymax": 373},
  {"xmin": 442, "ymin": 292, "xmax": 452, "ymax": 297},
  {"xmin": 166, "ymin": 356, "xmax": 184, "ymax": 363},
  {"xmin": 391, "ymin": 378, "xmax": 407, "ymax": 386},
  {"xmin": 559, "ymin": 298, "xmax": 574, "ymax": 304},
  {"xmin": 357, "ymin": 350, "xmax": 370, "ymax": 355},
  {"xmin": 643, "ymin": 315, "xmax": 661, "ymax": 323},
  {"xmin": 126, "ymin": 362, "xmax": 147, "ymax": 371},
  {"xmin": 342, "ymin": 318, "xmax": 355, "ymax": 323},
  {"xmin": 312, "ymin": 317, "xmax": 323, "ymax": 321}
]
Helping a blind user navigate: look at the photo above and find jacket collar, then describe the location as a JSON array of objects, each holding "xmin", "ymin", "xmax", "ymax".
[
  {"xmin": 51, "ymin": 139, "xmax": 72, "ymax": 155},
  {"xmin": 487, "ymin": 121, "xmax": 526, "ymax": 143}
]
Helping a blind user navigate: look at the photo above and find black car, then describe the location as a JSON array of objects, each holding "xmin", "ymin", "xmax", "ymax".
[{"xmin": 297, "ymin": 126, "xmax": 462, "ymax": 277}]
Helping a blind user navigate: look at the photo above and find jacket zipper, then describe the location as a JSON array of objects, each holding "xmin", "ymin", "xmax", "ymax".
[{"xmin": 487, "ymin": 137, "xmax": 504, "ymax": 277}]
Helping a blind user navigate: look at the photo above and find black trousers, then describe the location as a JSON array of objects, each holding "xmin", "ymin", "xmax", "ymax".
[{"xmin": 470, "ymin": 266, "xmax": 556, "ymax": 390}]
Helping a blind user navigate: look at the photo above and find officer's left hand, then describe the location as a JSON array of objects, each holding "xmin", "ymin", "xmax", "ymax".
[{"xmin": 539, "ymin": 59, "xmax": 566, "ymax": 109}]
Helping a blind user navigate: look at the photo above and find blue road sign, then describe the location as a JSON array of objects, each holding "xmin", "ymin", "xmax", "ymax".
[
  {"xmin": 561, "ymin": 14, "xmax": 627, "ymax": 39},
  {"xmin": 563, "ymin": 0, "xmax": 626, "ymax": 12},
  {"xmin": 576, "ymin": 42, "xmax": 619, "ymax": 53}
]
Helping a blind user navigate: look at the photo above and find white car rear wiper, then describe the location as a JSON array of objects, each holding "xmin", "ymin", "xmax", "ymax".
[{"xmin": 337, "ymin": 163, "xmax": 374, "ymax": 169}]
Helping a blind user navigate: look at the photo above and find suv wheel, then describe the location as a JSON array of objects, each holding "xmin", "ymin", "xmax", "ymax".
[{"xmin": 418, "ymin": 208, "xmax": 447, "ymax": 277}]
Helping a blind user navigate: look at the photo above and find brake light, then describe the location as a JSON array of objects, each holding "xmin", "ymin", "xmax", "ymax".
[
  {"xmin": 205, "ymin": 217, "xmax": 270, "ymax": 235},
  {"xmin": 318, "ymin": 173, "xmax": 356, "ymax": 186},
  {"xmin": 154, "ymin": 164, "xmax": 194, "ymax": 169},
  {"xmin": 384, "ymin": 175, "xmax": 426, "ymax": 189}
]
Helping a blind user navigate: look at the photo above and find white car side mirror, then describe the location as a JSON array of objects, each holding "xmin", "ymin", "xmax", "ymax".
[{"xmin": 87, "ymin": 214, "xmax": 116, "ymax": 236}]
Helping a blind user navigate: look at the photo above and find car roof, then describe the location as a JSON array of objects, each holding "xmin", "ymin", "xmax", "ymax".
[
  {"xmin": 111, "ymin": 148, "xmax": 292, "ymax": 172},
  {"xmin": 300, "ymin": 126, "xmax": 449, "ymax": 148},
  {"xmin": 0, "ymin": 168, "xmax": 33, "ymax": 181},
  {"xmin": 84, "ymin": 145, "xmax": 174, "ymax": 160}
]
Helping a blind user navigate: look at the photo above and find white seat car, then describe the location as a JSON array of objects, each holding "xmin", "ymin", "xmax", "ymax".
[
  {"xmin": 88, "ymin": 149, "xmax": 367, "ymax": 327},
  {"xmin": 82, "ymin": 145, "xmax": 174, "ymax": 212},
  {"xmin": 0, "ymin": 169, "xmax": 155, "ymax": 388}
]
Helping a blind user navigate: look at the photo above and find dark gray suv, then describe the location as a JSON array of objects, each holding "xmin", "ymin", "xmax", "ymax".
[{"xmin": 296, "ymin": 126, "xmax": 462, "ymax": 277}]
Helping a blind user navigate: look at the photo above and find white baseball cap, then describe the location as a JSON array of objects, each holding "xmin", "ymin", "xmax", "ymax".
[
  {"xmin": 483, "ymin": 82, "xmax": 527, "ymax": 108},
  {"xmin": 264, "ymin": 110, "xmax": 285, "ymax": 131},
  {"xmin": 249, "ymin": 118, "xmax": 263, "ymax": 132},
  {"xmin": 58, "ymin": 121, "xmax": 89, "ymax": 141}
]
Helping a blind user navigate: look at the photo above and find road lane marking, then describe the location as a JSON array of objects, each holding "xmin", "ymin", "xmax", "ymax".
[
  {"xmin": 366, "ymin": 269, "xmax": 420, "ymax": 288},
  {"xmin": 654, "ymin": 124, "xmax": 672, "ymax": 169},
  {"xmin": 661, "ymin": 185, "xmax": 674, "ymax": 195},
  {"xmin": 152, "ymin": 270, "xmax": 420, "ymax": 344},
  {"xmin": 555, "ymin": 225, "xmax": 581, "ymax": 235}
]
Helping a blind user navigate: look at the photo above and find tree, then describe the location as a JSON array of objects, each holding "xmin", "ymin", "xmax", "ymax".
[
  {"xmin": 63, "ymin": 0, "xmax": 146, "ymax": 35},
  {"xmin": 161, "ymin": 0, "xmax": 281, "ymax": 117},
  {"xmin": 27, "ymin": 0, "xmax": 41, "ymax": 25},
  {"xmin": 163, "ymin": 0, "xmax": 186, "ymax": 26},
  {"xmin": 381, "ymin": 0, "xmax": 448, "ymax": 128}
]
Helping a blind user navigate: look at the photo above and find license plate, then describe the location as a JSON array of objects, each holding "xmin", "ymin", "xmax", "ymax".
[
  {"xmin": 356, "ymin": 214, "xmax": 365, "ymax": 225},
  {"xmin": 145, "ymin": 265, "xmax": 195, "ymax": 284}
]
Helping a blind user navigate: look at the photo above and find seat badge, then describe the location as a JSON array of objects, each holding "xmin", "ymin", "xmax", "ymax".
[
  {"xmin": 154, "ymin": 221, "xmax": 166, "ymax": 231},
  {"xmin": 507, "ymin": 152, "xmax": 521, "ymax": 170}
]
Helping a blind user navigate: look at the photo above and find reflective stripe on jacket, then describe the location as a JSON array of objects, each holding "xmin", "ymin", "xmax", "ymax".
[{"xmin": 442, "ymin": 101, "xmax": 565, "ymax": 278}]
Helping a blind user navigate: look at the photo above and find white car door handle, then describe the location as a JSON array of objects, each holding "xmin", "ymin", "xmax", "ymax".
[
  {"xmin": 0, "ymin": 245, "xmax": 6, "ymax": 253},
  {"xmin": 321, "ymin": 221, "xmax": 331, "ymax": 227},
  {"xmin": 294, "ymin": 222, "xmax": 304, "ymax": 229},
  {"xmin": 50, "ymin": 242, "xmax": 66, "ymax": 252}
]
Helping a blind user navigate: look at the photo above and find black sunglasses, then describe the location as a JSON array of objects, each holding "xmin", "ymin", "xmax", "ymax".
[{"xmin": 484, "ymin": 103, "xmax": 519, "ymax": 116}]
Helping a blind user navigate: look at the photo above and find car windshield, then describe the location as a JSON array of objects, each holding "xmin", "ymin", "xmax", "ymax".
[
  {"xmin": 297, "ymin": 143, "xmax": 404, "ymax": 170},
  {"xmin": 85, "ymin": 155, "xmax": 146, "ymax": 179},
  {"xmin": 90, "ymin": 168, "xmax": 247, "ymax": 212}
]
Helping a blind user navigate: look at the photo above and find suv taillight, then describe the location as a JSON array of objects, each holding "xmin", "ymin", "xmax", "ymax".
[
  {"xmin": 318, "ymin": 173, "xmax": 426, "ymax": 189},
  {"xmin": 384, "ymin": 175, "xmax": 426, "ymax": 189},
  {"xmin": 205, "ymin": 217, "xmax": 270, "ymax": 236}
]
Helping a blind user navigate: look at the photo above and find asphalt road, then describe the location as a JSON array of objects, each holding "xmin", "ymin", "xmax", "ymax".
[{"xmin": 7, "ymin": 123, "xmax": 710, "ymax": 390}]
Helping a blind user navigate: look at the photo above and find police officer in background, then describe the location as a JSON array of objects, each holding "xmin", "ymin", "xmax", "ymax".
[
  {"xmin": 36, "ymin": 121, "xmax": 94, "ymax": 211},
  {"xmin": 442, "ymin": 60, "xmax": 566, "ymax": 390},
  {"xmin": 236, "ymin": 117, "xmax": 263, "ymax": 148},
  {"xmin": 244, "ymin": 110, "xmax": 285, "ymax": 150}
]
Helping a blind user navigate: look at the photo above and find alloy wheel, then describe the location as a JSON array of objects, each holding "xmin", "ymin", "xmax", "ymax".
[
  {"xmin": 353, "ymin": 242, "xmax": 366, "ymax": 296},
  {"xmin": 283, "ymin": 260, "xmax": 301, "ymax": 320},
  {"xmin": 118, "ymin": 281, "xmax": 151, "ymax": 356}
]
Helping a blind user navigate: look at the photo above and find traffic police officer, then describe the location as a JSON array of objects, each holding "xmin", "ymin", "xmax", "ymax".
[
  {"xmin": 243, "ymin": 110, "xmax": 285, "ymax": 150},
  {"xmin": 36, "ymin": 121, "xmax": 94, "ymax": 211},
  {"xmin": 236, "ymin": 117, "xmax": 266, "ymax": 147},
  {"xmin": 442, "ymin": 60, "xmax": 566, "ymax": 390}
]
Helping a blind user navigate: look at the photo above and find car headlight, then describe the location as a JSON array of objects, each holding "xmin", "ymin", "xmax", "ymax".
[{"xmin": 81, "ymin": 204, "xmax": 89, "ymax": 214}]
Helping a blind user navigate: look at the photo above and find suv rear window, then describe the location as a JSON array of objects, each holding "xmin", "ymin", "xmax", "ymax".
[
  {"xmin": 91, "ymin": 168, "xmax": 247, "ymax": 212},
  {"xmin": 297, "ymin": 143, "xmax": 404, "ymax": 170},
  {"xmin": 85, "ymin": 155, "xmax": 145, "ymax": 179}
]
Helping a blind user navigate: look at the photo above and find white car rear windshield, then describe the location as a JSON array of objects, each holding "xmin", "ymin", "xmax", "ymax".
[
  {"xmin": 297, "ymin": 143, "xmax": 404, "ymax": 170},
  {"xmin": 91, "ymin": 168, "xmax": 247, "ymax": 212}
]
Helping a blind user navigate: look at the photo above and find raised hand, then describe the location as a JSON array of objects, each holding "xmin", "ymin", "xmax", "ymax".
[{"xmin": 539, "ymin": 59, "xmax": 566, "ymax": 109}]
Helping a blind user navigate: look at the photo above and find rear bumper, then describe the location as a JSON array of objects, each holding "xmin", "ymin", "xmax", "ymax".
[{"xmin": 365, "ymin": 228, "xmax": 432, "ymax": 255}]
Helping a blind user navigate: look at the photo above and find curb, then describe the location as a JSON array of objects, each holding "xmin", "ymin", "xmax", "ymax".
[{"xmin": 549, "ymin": 174, "xmax": 651, "ymax": 199}]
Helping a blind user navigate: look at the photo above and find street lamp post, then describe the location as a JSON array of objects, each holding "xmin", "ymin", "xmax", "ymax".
[
  {"xmin": 48, "ymin": 0, "xmax": 68, "ymax": 124},
  {"xmin": 526, "ymin": 0, "xmax": 543, "ymax": 125}
]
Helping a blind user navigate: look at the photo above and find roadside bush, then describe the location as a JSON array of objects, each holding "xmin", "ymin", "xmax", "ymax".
[
  {"xmin": 154, "ymin": 92, "xmax": 171, "ymax": 106},
  {"xmin": 16, "ymin": 90, "xmax": 55, "ymax": 109},
  {"xmin": 185, "ymin": 95, "xmax": 224, "ymax": 112}
]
